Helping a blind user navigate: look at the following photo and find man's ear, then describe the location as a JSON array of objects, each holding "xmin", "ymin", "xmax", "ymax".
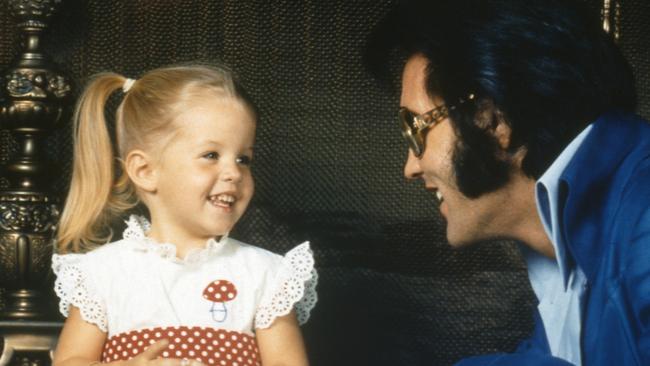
[
  {"xmin": 491, "ymin": 110, "xmax": 529, "ymax": 167},
  {"xmin": 124, "ymin": 150, "xmax": 157, "ymax": 193},
  {"xmin": 492, "ymin": 110, "xmax": 512, "ymax": 150},
  {"xmin": 475, "ymin": 100, "xmax": 512, "ymax": 150}
]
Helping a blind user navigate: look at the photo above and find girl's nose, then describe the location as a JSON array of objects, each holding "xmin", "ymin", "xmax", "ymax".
[
  {"xmin": 403, "ymin": 149, "xmax": 423, "ymax": 180},
  {"xmin": 221, "ymin": 161, "xmax": 243, "ymax": 182}
]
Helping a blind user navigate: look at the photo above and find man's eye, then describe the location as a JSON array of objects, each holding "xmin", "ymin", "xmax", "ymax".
[
  {"xmin": 203, "ymin": 152, "xmax": 219, "ymax": 160},
  {"xmin": 236, "ymin": 155, "xmax": 252, "ymax": 166}
]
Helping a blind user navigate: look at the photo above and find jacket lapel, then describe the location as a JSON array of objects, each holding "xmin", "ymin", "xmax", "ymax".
[{"xmin": 559, "ymin": 112, "xmax": 650, "ymax": 281}]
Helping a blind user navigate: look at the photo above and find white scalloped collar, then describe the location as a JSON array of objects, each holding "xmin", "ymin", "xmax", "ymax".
[{"xmin": 122, "ymin": 215, "xmax": 228, "ymax": 265}]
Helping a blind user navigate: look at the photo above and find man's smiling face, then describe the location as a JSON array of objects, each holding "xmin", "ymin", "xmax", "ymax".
[{"xmin": 400, "ymin": 54, "xmax": 519, "ymax": 247}]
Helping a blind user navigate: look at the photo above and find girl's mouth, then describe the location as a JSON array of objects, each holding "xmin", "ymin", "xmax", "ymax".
[{"xmin": 209, "ymin": 193, "xmax": 236, "ymax": 208}]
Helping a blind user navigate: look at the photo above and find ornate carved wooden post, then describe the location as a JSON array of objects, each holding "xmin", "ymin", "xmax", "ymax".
[
  {"xmin": 0, "ymin": 0, "xmax": 69, "ymax": 322},
  {"xmin": 602, "ymin": 0, "xmax": 621, "ymax": 41},
  {"xmin": 0, "ymin": 1, "xmax": 69, "ymax": 364}
]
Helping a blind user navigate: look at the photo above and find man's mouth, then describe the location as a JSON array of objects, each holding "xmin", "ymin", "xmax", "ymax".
[
  {"xmin": 435, "ymin": 190, "xmax": 444, "ymax": 203},
  {"xmin": 208, "ymin": 193, "xmax": 236, "ymax": 208},
  {"xmin": 427, "ymin": 186, "xmax": 444, "ymax": 204}
]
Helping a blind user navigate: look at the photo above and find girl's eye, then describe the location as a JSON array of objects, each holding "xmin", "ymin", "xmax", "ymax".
[
  {"xmin": 203, "ymin": 152, "xmax": 219, "ymax": 160},
  {"xmin": 236, "ymin": 155, "xmax": 252, "ymax": 166}
]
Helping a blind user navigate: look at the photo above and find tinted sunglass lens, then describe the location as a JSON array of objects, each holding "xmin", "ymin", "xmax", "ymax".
[{"xmin": 399, "ymin": 108, "xmax": 423, "ymax": 156}]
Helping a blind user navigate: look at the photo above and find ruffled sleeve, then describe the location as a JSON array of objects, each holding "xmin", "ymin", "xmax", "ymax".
[
  {"xmin": 52, "ymin": 253, "xmax": 108, "ymax": 332},
  {"xmin": 254, "ymin": 242, "xmax": 318, "ymax": 329}
]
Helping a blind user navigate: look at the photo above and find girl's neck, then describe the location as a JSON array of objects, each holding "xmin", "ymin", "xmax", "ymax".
[{"xmin": 146, "ymin": 225, "xmax": 219, "ymax": 259}]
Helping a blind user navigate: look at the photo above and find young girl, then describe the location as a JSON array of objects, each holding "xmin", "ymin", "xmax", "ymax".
[{"xmin": 51, "ymin": 65, "xmax": 317, "ymax": 366}]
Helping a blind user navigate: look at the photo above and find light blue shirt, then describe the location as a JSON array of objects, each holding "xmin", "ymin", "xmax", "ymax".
[{"xmin": 522, "ymin": 124, "xmax": 593, "ymax": 366}]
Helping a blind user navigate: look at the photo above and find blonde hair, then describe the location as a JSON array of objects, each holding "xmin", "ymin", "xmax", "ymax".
[{"xmin": 57, "ymin": 65, "xmax": 255, "ymax": 253}]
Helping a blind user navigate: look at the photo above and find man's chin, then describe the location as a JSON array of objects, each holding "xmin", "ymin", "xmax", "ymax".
[
  {"xmin": 447, "ymin": 231, "xmax": 510, "ymax": 249},
  {"xmin": 445, "ymin": 231, "xmax": 480, "ymax": 249}
]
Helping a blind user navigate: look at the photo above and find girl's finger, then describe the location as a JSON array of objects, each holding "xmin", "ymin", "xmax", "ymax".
[
  {"xmin": 154, "ymin": 358, "xmax": 206, "ymax": 366},
  {"xmin": 139, "ymin": 339, "xmax": 170, "ymax": 360}
]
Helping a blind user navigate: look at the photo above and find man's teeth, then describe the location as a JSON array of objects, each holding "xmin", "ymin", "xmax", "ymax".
[{"xmin": 435, "ymin": 191, "xmax": 443, "ymax": 202}]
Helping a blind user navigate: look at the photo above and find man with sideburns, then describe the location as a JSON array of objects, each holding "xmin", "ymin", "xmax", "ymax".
[{"xmin": 367, "ymin": 0, "xmax": 650, "ymax": 364}]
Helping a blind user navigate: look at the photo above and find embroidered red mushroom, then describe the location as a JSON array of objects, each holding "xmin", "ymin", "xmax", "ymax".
[{"xmin": 203, "ymin": 280, "xmax": 237, "ymax": 322}]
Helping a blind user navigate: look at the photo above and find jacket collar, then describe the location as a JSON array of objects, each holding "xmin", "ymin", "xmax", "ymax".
[
  {"xmin": 535, "ymin": 124, "xmax": 593, "ymax": 290},
  {"xmin": 559, "ymin": 112, "xmax": 649, "ymax": 281}
]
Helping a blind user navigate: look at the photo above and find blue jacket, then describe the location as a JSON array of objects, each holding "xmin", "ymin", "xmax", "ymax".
[{"xmin": 457, "ymin": 113, "xmax": 650, "ymax": 365}]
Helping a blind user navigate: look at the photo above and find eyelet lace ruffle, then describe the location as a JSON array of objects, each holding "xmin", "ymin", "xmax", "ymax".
[
  {"xmin": 255, "ymin": 242, "xmax": 318, "ymax": 329},
  {"xmin": 123, "ymin": 215, "xmax": 226, "ymax": 264},
  {"xmin": 52, "ymin": 254, "xmax": 108, "ymax": 332}
]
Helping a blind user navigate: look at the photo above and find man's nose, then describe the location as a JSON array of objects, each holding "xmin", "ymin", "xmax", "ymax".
[{"xmin": 403, "ymin": 149, "xmax": 423, "ymax": 179}]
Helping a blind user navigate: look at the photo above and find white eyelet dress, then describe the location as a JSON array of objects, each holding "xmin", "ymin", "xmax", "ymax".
[{"xmin": 52, "ymin": 215, "xmax": 318, "ymax": 366}]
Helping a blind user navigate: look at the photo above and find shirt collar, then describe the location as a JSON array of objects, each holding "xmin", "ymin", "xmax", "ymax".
[
  {"xmin": 533, "ymin": 124, "xmax": 593, "ymax": 290},
  {"xmin": 122, "ymin": 215, "xmax": 229, "ymax": 265}
]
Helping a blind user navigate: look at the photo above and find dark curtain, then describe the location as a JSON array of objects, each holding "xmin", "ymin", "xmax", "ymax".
[{"xmin": 0, "ymin": 1, "xmax": 648, "ymax": 365}]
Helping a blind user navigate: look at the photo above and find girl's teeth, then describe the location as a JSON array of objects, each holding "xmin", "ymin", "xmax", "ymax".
[
  {"xmin": 218, "ymin": 194, "xmax": 235, "ymax": 203},
  {"xmin": 210, "ymin": 194, "xmax": 236, "ymax": 205}
]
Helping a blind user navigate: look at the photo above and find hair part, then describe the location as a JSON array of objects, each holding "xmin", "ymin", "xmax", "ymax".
[{"xmin": 57, "ymin": 65, "xmax": 255, "ymax": 253}]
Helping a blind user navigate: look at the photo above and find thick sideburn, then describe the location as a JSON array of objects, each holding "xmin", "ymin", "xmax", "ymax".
[{"xmin": 451, "ymin": 121, "xmax": 512, "ymax": 199}]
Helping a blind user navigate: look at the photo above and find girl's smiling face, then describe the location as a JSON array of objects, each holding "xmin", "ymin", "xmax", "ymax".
[{"xmin": 144, "ymin": 96, "xmax": 256, "ymax": 247}]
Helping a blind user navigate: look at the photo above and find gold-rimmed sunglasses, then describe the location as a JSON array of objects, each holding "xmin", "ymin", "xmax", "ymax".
[{"xmin": 399, "ymin": 94, "xmax": 475, "ymax": 157}]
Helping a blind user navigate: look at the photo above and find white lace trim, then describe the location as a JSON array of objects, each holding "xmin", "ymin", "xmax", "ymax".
[
  {"xmin": 52, "ymin": 254, "xmax": 108, "ymax": 332},
  {"xmin": 122, "ymin": 215, "xmax": 227, "ymax": 265},
  {"xmin": 255, "ymin": 242, "xmax": 318, "ymax": 329}
]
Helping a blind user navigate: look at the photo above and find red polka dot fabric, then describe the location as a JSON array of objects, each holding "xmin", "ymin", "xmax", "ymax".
[{"xmin": 101, "ymin": 326, "xmax": 261, "ymax": 366}]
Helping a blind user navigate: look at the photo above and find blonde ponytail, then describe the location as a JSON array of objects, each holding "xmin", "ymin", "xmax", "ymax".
[
  {"xmin": 57, "ymin": 73, "xmax": 137, "ymax": 253},
  {"xmin": 57, "ymin": 64, "xmax": 255, "ymax": 253}
]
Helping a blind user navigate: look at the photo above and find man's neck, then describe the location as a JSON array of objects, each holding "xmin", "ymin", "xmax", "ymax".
[
  {"xmin": 503, "ymin": 172, "xmax": 556, "ymax": 259},
  {"xmin": 521, "ymin": 215, "xmax": 556, "ymax": 259}
]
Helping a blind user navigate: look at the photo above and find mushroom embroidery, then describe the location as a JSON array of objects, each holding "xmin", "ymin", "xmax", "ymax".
[{"xmin": 203, "ymin": 280, "xmax": 237, "ymax": 322}]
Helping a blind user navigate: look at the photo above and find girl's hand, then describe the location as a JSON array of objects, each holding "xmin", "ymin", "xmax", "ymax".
[
  {"xmin": 123, "ymin": 339, "xmax": 207, "ymax": 366},
  {"xmin": 53, "ymin": 307, "xmax": 206, "ymax": 366}
]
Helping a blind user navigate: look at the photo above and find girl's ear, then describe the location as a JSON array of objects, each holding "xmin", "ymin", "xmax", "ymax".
[{"xmin": 125, "ymin": 150, "xmax": 158, "ymax": 193}]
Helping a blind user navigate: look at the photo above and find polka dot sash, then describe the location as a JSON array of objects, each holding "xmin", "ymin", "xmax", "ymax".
[{"xmin": 102, "ymin": 326, "xmax": 260, "ymax": 366}]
